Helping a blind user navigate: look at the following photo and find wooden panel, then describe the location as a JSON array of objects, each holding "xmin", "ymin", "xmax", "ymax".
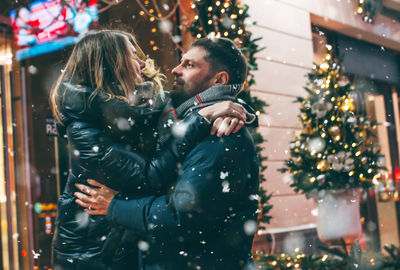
[
  {"xmin": 248, "ymin": 25, "xmax": 314, "ymax": 68},
  {"xmin": 258, "ymin": 126, "xmax": 298, "ymax": 161},
  {"xmin": 376, "ymin": 200, "xmax": 400, "ymax": 247},
  {"xmin": 252, "ymin": 59, "xmax": 309, "ymax": 97},
  {"xmin": 245, "ymin": 0, "xmax": 312, "ymax": 40},
  {"xmin": 268, "ymin": 195, "xmax": 316, "ymax": 229},
  {"xmin": 261, "ymin": 161, "xmax": 296, "ymax": 196},
  {"xmin": 253, "ymin": 91, "xmax": 302, "ymax": 129}
]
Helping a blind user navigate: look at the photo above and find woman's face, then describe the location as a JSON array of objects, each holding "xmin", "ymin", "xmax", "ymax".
[{"xmin": 128, "ymin": 42, "xmax": 146, "ymax": 84}]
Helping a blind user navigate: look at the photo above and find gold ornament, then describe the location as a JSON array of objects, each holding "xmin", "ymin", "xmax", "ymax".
[
  {"xmin": 328, "ymin": 126, "xmax": 340, "ymax": 137},
  {"xmin": 316, "ymin": 160, "xmax": 329, "ymax": 171}
]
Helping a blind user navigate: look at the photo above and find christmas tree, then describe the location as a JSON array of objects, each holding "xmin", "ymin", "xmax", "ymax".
[
  {"xmin": 280, "ymin": 44, "xmax": 384, "ymax": 196},
  {"xmin": 189, "ymin": 0, "xmax": 272, "ymax": 226}
]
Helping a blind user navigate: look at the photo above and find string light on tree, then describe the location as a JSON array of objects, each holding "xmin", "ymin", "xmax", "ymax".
[{"xmin": 135, "ymin": 0, "xmax": 182, "ymax": 52}]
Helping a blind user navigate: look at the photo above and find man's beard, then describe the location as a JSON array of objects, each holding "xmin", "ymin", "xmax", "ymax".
[
  {"xmin": 170, "ymin": 90, "xmax": 189, "ymax": 108},
  {"xmin": 170, "ymin": 80, "xmax": 190, "ymax": 107}
]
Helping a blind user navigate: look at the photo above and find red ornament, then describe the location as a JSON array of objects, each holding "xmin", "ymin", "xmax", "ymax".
[{"xmin": 394, "ymin": 169, "xmax": 400, "ymax": 182}]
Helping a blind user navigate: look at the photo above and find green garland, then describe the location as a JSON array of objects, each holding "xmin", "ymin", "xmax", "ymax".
[
  {"xmin": 279, "ymin": 44, "xmax": 384, "ymax": 196},
  {"xmin": 254, "ymin": 242, "xmax": 400, "ymax": 269},
  {"xmin": 356, "ymin": 0, "xmax": 381, "ymax": 23},
  {"xmin": 189, "ymin": 0, "xmax": 272, "ymax": 226}
]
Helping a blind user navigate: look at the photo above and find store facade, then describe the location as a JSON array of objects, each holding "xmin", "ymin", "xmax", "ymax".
[
  {"xmin": 0, "ymin": 0, "xmax": 400, "ymax": 268},
  {"xmin": 245, "ymin": 0, "xmax": 400, "ymax": 253}
]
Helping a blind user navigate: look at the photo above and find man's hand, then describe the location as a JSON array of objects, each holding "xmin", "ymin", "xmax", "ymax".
[
  {"xmin": 74, "ymin": 179, "xmax": 117, "ymax": 215},
  {"xmin": 198, "ymin": 101, "xmax": 246, "ymax": 137},
  {"xmin": 210, "ymin": 117, "xmax": 245, "ymax": 137}
]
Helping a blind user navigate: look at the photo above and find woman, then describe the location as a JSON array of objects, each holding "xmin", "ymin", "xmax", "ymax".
[{"xmin": 50, "ymin": 30, "xmax": 247, "ymax": 269}]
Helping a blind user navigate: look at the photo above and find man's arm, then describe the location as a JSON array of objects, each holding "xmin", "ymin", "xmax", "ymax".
[{"xmin": 77, "ymin": 131, "xmax": 259, "ymax": 240}]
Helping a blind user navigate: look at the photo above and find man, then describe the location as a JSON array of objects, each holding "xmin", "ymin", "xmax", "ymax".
[{"xmin": 75, "ymin": 37, "xmax": 260, "ymax": 270}]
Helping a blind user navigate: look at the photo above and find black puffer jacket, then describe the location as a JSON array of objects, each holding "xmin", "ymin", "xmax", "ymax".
[{"xmin": 52, "ymin": 82, "xmax": 211, "ymax": 269}]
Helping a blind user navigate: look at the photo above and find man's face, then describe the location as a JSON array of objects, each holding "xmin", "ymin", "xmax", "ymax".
[{"xmin": 171, "ymin": 46, "xmax": 214, "ymax": 102}]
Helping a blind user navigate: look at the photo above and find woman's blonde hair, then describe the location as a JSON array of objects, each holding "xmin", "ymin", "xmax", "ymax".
[
  {"xmin": 115, "ymin": 30, "xmax": 166, "ymax": 96},
  {"xmin": 50, "ymin": 29, "xmax": 165, "ymax": 123}
]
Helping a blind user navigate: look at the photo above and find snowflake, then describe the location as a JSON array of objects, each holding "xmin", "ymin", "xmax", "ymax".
[
  {"xmin": 220, "ymin": 171, "xmax": 229, "ymax": 179},
  {"xmin": 138, "ymin": 240, "xmax": 150, "ymax": 251},
  {"xmin": 222, "ymin": 181, "xmax": 230, "ymax": 193},
  {"xmin": 243, "ymin": 220, "xmax": 257, "ymax": 236}
]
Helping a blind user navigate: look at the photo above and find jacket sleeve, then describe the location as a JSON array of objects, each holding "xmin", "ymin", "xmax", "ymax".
[
  {"xmin": 68, "ymin": 112, "xmax": 211, "ymax": 194},
  {"xmin": 105, "ymin": 131, "xmax": 259, "ymax": 240}
]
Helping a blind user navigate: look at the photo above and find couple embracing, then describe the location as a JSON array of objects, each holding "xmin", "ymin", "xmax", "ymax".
[{"xmin": 51, "ymin": 29, "xmax": 259, "ymax": 270}]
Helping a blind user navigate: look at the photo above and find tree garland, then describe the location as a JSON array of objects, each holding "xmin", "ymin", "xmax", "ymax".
[
  {"xmin": 254, "ymin": 242, "xmax": 400, "ymax": 269},
  {"xmin": 189, "ymin": 0, "xmax": 272, "ymax": 227}
]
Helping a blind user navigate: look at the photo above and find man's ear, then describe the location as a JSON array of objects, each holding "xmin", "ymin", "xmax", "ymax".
[{"xmin": 212, "ymin": 71, "xmax": 229, "ymax": 85}]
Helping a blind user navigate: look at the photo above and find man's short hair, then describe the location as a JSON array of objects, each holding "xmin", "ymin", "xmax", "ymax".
[{"xmin": 190, "ymin": 37, "xmax": 248, "ymax": 85}]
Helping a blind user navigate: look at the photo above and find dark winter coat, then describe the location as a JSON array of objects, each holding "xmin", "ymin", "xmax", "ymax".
[
  {"xmin": 52, "ymin": 82, "xmax": 211, "ymax": 269},
  {"xmin": 106, "ymin": 94, "xmax": 260, "ymax": 270}
]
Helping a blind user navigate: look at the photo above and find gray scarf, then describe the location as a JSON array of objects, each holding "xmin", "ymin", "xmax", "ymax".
[{"xmin": 156, "ymin": 84, "xmax": 243, "ymax": 146}]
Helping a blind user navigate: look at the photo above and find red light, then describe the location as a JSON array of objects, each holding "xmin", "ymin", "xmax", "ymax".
[
  {"xmin": 21, "ymin": 250, "xmax": 27, "ymax": 256},
  {"xmin": 395, "ymin": 169, "xmax": 400, "ymax": 182}
]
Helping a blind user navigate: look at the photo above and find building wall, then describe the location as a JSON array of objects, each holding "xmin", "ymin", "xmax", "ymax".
[
  {"xmin": 244, "ymin": 0, "xmax": 315, "ymax": 231},
  {"xmin": 244, "ymin": 0, "xmax": 400, "ymax": 247}
]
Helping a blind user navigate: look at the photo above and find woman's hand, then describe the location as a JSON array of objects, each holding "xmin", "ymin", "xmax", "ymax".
[
  {"xmin": 198, "ymin": 101, "xmax": 246, "ymax": 137},
  {"xmin": 74, "ymin": 179, "xmax": 117, "ymax": 215}
]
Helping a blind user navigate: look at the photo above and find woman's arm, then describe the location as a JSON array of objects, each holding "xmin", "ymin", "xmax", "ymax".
[{"xmin": 67, "ymin": 112, "xmax": 211, "ymax": 194}]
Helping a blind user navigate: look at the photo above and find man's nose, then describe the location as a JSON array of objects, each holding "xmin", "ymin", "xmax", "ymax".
[{"xmin": 171, "ymin": 65, "xmax": 181, "ymax": 75}]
